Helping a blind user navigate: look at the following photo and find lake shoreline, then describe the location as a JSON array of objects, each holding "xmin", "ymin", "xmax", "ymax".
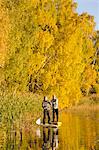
[
  {"xmin": 63, "ymin": 104, "xmax": 99, "ymax": 113},
  {"xmin": 62, "ymin": 94, "xmax": 99, "ymax": 112}
]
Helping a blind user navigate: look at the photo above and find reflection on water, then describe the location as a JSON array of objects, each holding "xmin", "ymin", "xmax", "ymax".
[
  {"xmin": 0, "ymin": 111, "xmax": 99, "ymax": 150},
  {"xmin": 59, "ymin": 111, "xmax": 99, "ymax": 150},
  {"xmin": 42, "ymin": 127, "xmax": 58, "ymax": 150}
]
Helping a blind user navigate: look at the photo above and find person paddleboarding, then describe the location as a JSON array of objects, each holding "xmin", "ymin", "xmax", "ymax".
[
  {"xmin": 42, "ymin": 96, "xmax": 51, "ymax": 124},
  {"xmin": 51, "ymin": 95, "xmax": 58, "ymax": 123}
]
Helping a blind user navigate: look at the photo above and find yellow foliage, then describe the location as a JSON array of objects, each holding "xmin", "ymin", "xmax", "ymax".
[{"xmin": 1, "ymin": 0, "xmax": 97, "ymax": 108}]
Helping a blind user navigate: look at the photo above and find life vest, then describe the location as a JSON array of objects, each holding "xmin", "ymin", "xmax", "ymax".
[
  {"xmin": 42, "ymin": 100, "xmax": 51, "ymax": 110},
  {"xmin": 52, "ymin": 98, "xmax": 58, "ymax": 109}
]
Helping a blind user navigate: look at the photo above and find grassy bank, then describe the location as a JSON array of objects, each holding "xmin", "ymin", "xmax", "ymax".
[
  {"xmin": 64, "ymin": 94, "xmax": 99, "ymax": 113},
  {"xmin": 0, "ymin": 91, "xmax": 44, "ymax": 149},
  {"xmin": 0, "ymin": 91, "xmax": 43, "ymax": 128}
]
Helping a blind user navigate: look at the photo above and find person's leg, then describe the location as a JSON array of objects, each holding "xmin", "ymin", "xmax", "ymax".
[
  {"xmin": 56, "ymin": 109, "xmax": 58, "ymax": 122},
  {"xmin": 43, "ymin": 110, "xmax": 46, "ymax": 124},
  {"xmin": 53, "ymin": 109, "xmax": 55, "ymax": 122},
  {"xmin": 54, "ymin": 109, "xmax": 57, "ymax": 122},
  {"xmin": 47, "ymin": 110, "xmax": 51, "ymax": 124}
]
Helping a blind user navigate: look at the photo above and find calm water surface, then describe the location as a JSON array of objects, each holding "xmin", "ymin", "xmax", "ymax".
[{"xmin": 0, "ymin": 111, "xmax": 99, "ymax": 150}]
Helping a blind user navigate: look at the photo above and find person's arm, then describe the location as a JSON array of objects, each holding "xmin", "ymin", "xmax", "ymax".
[
  {"xmin": 48, "ymin": 101, "xmax": 51, "ymax": 106},
  {"xmin": 42, "ymin": 101, "xmax": 44, "ymax": 108},
  {"xmin": 56, "ymin": 98, "xmax": 58, "ymax": 108}
]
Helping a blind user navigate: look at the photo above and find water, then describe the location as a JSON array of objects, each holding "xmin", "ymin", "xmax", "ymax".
[
  {"xmin": 0, "ymin": 111, "xmax": 99, "ymax": 150},
  {"xmin": 58, "ymin": 111, "xmax": 99, "ymax": 150}
]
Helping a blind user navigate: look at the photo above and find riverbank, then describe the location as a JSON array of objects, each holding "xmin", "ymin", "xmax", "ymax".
[
  {"xmin": 64, "ymin": 94, "xmax": 99, "ymax": 113},
  {"xmin": 0, "ymin": 91, "xmax": 43, "ymax": 128},
  {"xmin": 65, "ymin": 104, "xmax": 99, "ymax": 112}
]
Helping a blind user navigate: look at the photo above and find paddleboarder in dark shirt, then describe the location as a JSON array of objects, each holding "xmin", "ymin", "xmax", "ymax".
[{"xmin": 42, "ymin": 96, "xmax": 51, "ymax": 124}]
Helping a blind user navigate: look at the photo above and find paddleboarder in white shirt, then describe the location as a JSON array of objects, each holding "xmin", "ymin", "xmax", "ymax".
[{"xmin": 51, "ymin": 95, "xmax": 58, "ymax": 123}]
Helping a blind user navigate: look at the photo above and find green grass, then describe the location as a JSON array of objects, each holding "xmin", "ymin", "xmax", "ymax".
[
  {"xmin": 0, "ymin": 91, "xmax": 43, "ymax": 128},
  {"xmin": 0, "ymin": 90, "xmax": 43, "ymax": 149}
]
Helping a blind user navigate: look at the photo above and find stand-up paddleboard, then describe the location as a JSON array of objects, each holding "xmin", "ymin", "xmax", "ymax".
[{"xmin": 36, "ymin": 118, "xmax": 62, "ymax": 128}]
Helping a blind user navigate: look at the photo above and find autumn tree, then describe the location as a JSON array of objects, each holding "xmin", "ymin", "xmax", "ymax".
[{"xmin": 1, "ymin": 0, "xmax": 97, "ymax": 108}]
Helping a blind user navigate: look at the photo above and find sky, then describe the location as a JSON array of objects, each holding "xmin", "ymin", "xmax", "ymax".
[{"xmin": 74, "ymin": 0, "xmax": 99, "ymax": 30}]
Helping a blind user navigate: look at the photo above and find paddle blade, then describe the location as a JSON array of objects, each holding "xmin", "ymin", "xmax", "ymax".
[{"xmin": 36, "ymin": 118, "xmax": 41, "ymax": 125}]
